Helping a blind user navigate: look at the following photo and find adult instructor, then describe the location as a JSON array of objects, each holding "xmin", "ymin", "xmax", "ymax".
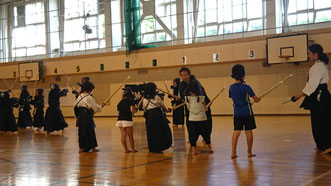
[{"xmin": 292, "ymin": 44, "xmax": 331, "ymax": 154}]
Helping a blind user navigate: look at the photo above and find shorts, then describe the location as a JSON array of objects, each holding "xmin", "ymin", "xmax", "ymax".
[
  {"xmin": 187, "ymin": 120, "xmax": 211, "ymax": 147},
  {"xmin": 234, "ymin": 116, "xmax": 256, "ymax": 130},
  {"xmin": 116, "ymin": 120, "xmax": 134, "ymax": 128}
]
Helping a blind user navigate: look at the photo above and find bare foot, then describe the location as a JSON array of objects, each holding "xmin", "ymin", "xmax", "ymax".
[
  {"xmin": 125, "ymin": 150, "xmax": 131, "ymax": 153},
  {"xmin": 192, "ymin": 147, "xmax": 199, "ymax": 155},
  {"xmin": 206, "ymin": 144, "xmax": 213, "ymax": 153},
  {"xmin": 231, "ymin": 155, "xmax": 238, "ymax": 159},
  {"xmin": 131, "ymin": 149, "xmax": 138, "ymax": 153},
  {"xmin": 192, "ymin": 151, "xmax": 199, "ymax": 155},
  {"xmin": 248, "ymin": 153, "xmax": 256, "ymax": 158}
]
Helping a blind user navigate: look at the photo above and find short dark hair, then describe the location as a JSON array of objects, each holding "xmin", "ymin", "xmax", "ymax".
[
  {"xmin": 231, "ymin": 64, "xmax": 246, "ymax": 81},
  {"xmin": 187, "ymin": 81, "xmax": 201, "ymax": 96},
  {"xmin": 81, "ymin": 81, "xmax": 95, "ymax": 92},
  {"xmin": 122, "ymin": 87, "xmax": 134, "ymax": 99},
  {"xmin": 179, "ymin": 67, "xmax": 191, "ymax": 75},
  {"xmin": 143, "ymin": 82, "xmax": 157, "ymax": 99}
]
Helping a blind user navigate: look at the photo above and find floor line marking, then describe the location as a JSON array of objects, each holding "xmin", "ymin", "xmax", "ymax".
[
  {"xmin": 298, "ymin": 169, "xmax": 331, "ymax": 186},
  {"xmin": 50, "ymin": 157, "xmax": 174, "ymax": 185}
]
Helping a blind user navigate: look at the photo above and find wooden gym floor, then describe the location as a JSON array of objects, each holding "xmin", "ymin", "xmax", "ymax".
[{"xmin": 0, "ymin": 116, "xmax": 330, "ymax": 186}]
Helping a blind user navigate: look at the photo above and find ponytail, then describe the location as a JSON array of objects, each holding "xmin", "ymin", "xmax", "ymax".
[{"xmin": 320, "ymin": 53, "xmax": 329, "ymax": 65}]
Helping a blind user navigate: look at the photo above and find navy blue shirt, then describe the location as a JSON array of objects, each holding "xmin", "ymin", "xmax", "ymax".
[{"xmin": 229, "ymin": 83, "xmax": 255, "ymax": 117}]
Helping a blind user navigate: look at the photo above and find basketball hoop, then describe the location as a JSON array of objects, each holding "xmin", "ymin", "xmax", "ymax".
[
  {"xmin": 279, "ymin": 55, "xmax": 292, "ymax": 61},
  {"xmin": 25, "ymin": 70, "xmax": 33, "ymax": 80}
]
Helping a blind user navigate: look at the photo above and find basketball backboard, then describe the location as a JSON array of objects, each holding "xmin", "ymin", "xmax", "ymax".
[
  {"xmin": 19, "ymin": 62, "xmax": 40, "ymax": 82},
  {"xmin": 266, "ymin": 33, "xmax": 308, "ymax": 64}
]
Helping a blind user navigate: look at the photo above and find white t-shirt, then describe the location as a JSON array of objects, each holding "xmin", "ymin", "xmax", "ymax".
[
  {"xmin": 302, "ymin": 60, "xmax": 329, "ymax": 96},
  {"xmin": 186, "ymin": 96, "xmax": 207, "ymax": 121},
  {"xmin": 74, "ymin": 93, "xmax": 102, "ymax": 113},
  {"xmin": 143, "ymin": 95, "xmax": 165, "ymax": 110}
]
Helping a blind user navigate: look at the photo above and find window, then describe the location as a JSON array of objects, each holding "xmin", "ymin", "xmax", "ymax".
[
  {"xmin": 286, "ymin": 0, "xmax": 331, "ymax": 26},
  {"xmin": 11, "ymin": 1, "xmax": 46, "ymax": 58},
  {"xmin": 0, "ymin": 18, "xmax": 3, "ymax": 62},
  {"xmin": 141, "ymin": 0, "xmax": 177, "ymax": 44},
  {"xmin": 0, "ymin": 38, "xmax": 3, "ymax": 62},
  {"xmin": 111, "ymin": 0, "xmax": 123, "ymax": 50},
  {"xmin": 184, "ymin": 0, "xmax": 264, "ymax": 43},
  {"xmin": 1, "ymin": 0, "xmax": 331, "ymax": 63},
  {"xmin": 63, "ymin": 0, "xmax": 105, "ymax": 52}
]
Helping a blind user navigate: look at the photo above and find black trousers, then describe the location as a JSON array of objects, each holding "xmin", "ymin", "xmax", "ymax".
[
  {"xmin": 187, "ymin": 120, "xmax": 211, "ymax": 147},
  {"xmin": 77, "ymin": 108, "xmax": 98, "ymax": 152},
  {"xmin": 310, "ymin": 108, "xmax": 331, "ymax": 151},
  {"xmin": 302, "ymin": 84, "xmax": 331, "ymax": 151}
]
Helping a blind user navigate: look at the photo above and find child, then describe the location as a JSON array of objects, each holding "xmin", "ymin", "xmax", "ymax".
[
  {"xmin": 17, "ymin": 85, "xmax": 33, "ymax": 129},
  {"xmin": 116, "ymin": 88, "xmax": 138, "ymax": 153},
  {"xmin": 74, "ymin": 81, "xmax": 104, "ymax": 153},
  {"xmin": 0, "ymin": 90, "xmax": 19, "ymax": 134},
  {"xmin": 185, "ymin": 81, "xmax": 213, "ymax": 155},
  {"xmin": 44, "ymin": 84, "xmax": 69, "ymax": 135},
  {"xmin": 30, "ymin": 89, "xmax": 45, "ymax": 133},
  {"xmin": 72, "ymin": 77, "xmax": 90, "ymax": 98},
  {"xmin": 143, "ymin": 82, "xmax": 172, "ymax": 153},
  {"xmin": 229, "ymin": 64, "xmax": 261, "ymax": 159},
  {"xmin": 171, "ymin": 78, "xmax": 185, "ymax": 127}
]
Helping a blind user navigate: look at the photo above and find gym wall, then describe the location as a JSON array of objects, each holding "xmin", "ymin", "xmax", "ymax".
[{"xmin": 1, "ymin": 28, "xmax": 331, "ymax": 117}]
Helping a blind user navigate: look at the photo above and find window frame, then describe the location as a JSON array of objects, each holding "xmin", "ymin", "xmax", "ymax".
[
  {"xmin": 11, "ymin": 0, "xmax": 47, "ymax": 59},
  {"xmin": 62, "ymin": 0, "xmax": 105, "ymax": 53}
]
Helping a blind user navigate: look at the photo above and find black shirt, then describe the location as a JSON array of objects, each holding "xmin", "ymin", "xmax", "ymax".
[{"xmin": 117, "ymin": 99, "xmax": 135, "ymax": 121}]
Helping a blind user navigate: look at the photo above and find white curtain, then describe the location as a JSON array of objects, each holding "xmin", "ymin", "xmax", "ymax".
[
  {"xmin": 192, "ymin": 0, "xmax": 200, "ymax": 41},
  {"xmin": 282, "ymin": 0, "xmax": 290, "ymax": 33}
]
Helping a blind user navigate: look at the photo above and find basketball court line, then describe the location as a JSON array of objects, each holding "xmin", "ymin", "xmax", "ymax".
[
  {"xmin": 298, "ymin": 169, "xmax": 331, "ymax": 186},
  {"xmin": 0, "ymin": 157, "xmax": 18, "ymax": 184},
  {"xmin": 50, "ymin": 157, "xmax": 174, "ymax": 185}
]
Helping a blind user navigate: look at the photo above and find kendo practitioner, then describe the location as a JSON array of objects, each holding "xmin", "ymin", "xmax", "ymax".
[
  {"xmin": 178, "ymin": 67, "xmax": 213, "ymax": 140},
  {"xmin": 44, "ymin": 83, "xmax": 69, "ymax": 135},
  {"xmin": 0, "ymin": 90, "xmax": 19, "ymax": 134},
  {"xmin": 17, "ymin": 85, "xmax": 33, "ymax": 129},
  {"xmin": 142, "ymin": 82, "xmax": 172, "ymax": 153},
  {"xmin": 30, "ymin": 89, "xmax": 45, "ymax": 132},
  {"xmin": 74, "ymin": 81, "xmax": 104, "ymax": 153},
  {"xmin": 292, "ymin": 44, "xmax": 331, "ymax": 154},
  {"xmin": 170, "ymin": 78, "xmax": 185, "ymax": 127},
  {"xmin": 72, "ymin": 77, "xmax": 90, "ymax": 98}
]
